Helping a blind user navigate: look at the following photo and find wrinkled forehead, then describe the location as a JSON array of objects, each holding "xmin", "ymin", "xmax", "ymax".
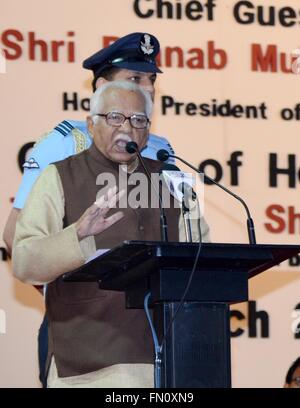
[{"xmin": 101, "ymin": 88, "xmax": 146, "ymax": 113}]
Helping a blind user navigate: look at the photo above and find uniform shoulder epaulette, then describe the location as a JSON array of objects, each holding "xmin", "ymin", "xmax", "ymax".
[
  {"xmin": 33, "ymin": 120, "xmax": 76, "ymax": 148},
  {"xmin": 71, "ymin": 128, "xmax": 89, "ymax": 154},
  {"xmin": 54, "ymin": 120, "xmax": 75, "ymax": 137}
]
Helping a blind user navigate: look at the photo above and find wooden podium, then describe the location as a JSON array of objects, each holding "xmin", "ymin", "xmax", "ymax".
[{"xmin": 63, "ymin": 241, "xmax": 300, "ymax": 388}]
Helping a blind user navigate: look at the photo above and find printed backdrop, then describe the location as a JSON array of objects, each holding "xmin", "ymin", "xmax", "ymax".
[{"xmin": 1, "ymin": 0, "xmax": 300, "ymax": 387}]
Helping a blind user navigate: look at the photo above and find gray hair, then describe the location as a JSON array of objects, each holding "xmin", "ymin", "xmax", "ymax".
[{"xmin": 90, "ymin": 80, "xmax": 153, "ymax": 124}]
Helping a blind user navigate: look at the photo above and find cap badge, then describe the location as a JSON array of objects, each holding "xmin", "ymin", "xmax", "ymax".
[{"xmin": 140, "ymin": 34, "xmax": 154, "ymax": 56}]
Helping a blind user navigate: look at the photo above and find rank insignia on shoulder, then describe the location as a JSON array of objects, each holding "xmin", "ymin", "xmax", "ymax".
[
  {"xmin": 23, "ymin": 158, "xmax": 40, "ymax": 169},
  {"xmin": 54, "ymin": 120, "xmax": 75, "ymax": 137}
]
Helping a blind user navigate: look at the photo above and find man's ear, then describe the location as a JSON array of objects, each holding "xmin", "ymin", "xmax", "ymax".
[
  {"xmin": 95, "ymin": 77, "xmax": 108, "ymax": 89},
  {"xmin": 87, "ymin": 116, "xmax": 94, "ymax": 136}
]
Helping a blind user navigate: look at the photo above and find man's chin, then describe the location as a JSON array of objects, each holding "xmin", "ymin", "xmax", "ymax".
[{"xmin": 110, "ymin": 150, "xmax": 135, "ymax": 164}]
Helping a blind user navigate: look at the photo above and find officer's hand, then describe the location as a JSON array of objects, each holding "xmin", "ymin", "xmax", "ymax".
[{"xmin": 75, "ymin": 186, "xmax": 125, "ymax": 240}]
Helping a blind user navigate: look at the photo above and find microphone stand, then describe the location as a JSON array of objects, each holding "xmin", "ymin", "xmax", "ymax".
[
  {"xmin": 181, "ymin": 193, "xmax": 193, "ymax": 243},
  {"xmin": 126, "ymin": 142, "xmax": 168, "ymax": 242},
  {"xmin": 126, "ymin": 142, "xmax": 168, "ymax": 387},
  {"xmin": 157, "ymin": 150, "xmax": 256, "ymax": 245}
]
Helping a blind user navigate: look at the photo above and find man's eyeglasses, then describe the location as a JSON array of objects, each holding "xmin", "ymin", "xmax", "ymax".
[{"xmin": 95, "ymin": 112, "xmax": 150, "ymax": 129}]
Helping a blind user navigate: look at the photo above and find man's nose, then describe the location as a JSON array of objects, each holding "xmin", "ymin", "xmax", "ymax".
[{"xmin": 121, "ymin": 118, "xmax": 132, "ymax": 131}]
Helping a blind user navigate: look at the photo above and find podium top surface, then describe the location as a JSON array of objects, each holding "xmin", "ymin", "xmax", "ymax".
[{"xmin": 63, "ymin": 241, "xmax": 300, "ymax": 284}]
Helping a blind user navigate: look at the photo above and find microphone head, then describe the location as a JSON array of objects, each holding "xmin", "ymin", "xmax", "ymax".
[
  {"xmin": 126, "ymin": 141, "xmax": 138, "ymax": 154},
  {"xmin": 157, "ymin": 149, "xmax": 170, "ymax": 162}
]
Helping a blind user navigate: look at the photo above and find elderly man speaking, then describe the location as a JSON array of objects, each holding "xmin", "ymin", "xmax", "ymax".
[{"xmin": 13, "ymin": 81, "xmax": 209, "ymax": 388}]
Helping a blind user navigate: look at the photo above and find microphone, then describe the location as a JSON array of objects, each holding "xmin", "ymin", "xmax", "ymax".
[
  {"xmin": 126, "ymin": 142, "xmax": 168, "ymax": 242},
  {"xmin": 157, "ymin": 149, "xmax": 257, "ymax": 245},
  {"xmin": 157, "ymin": 149, "xmax": 170, "ymax": 162},
  {"xmin": 125, "ymin": 141, "xmax": 138, "ymax": 154}
]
